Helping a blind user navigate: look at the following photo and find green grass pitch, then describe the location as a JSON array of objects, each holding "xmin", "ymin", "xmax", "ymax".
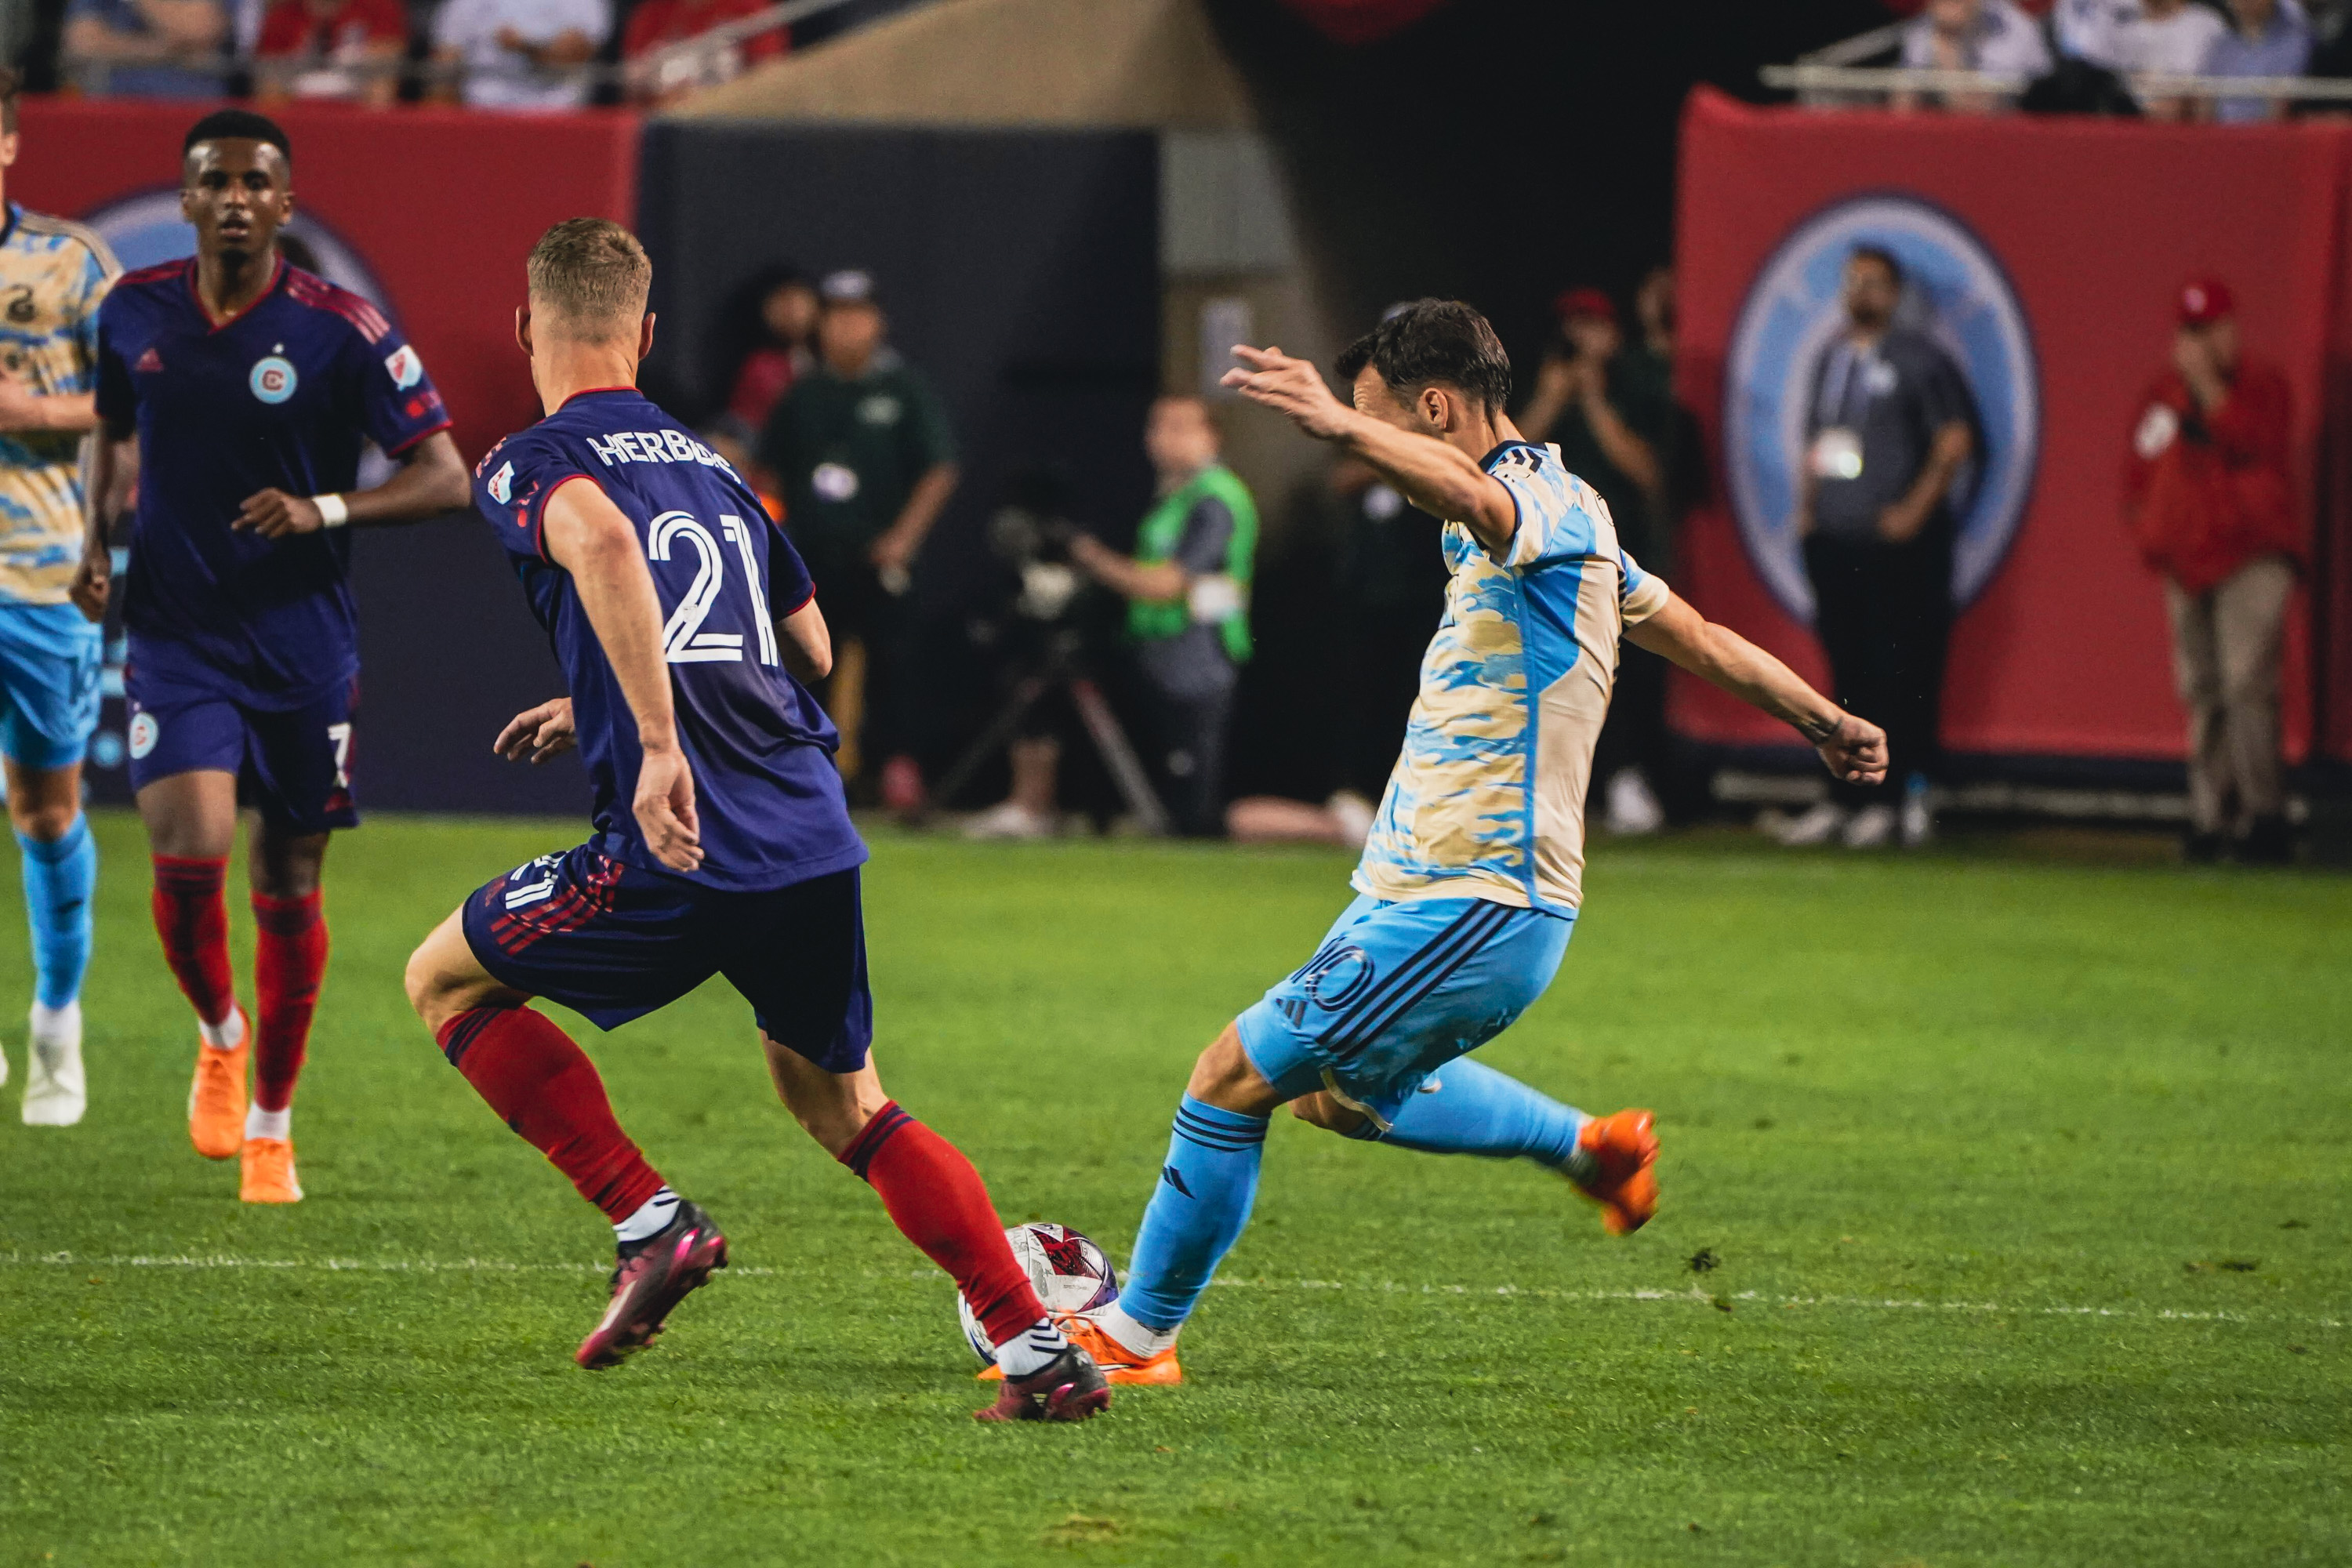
[{"xmin": 0, "ymin": 812, "xmax": 2344, "ymax": 1566}]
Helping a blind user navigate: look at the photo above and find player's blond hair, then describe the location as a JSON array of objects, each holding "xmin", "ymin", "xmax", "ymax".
[{"xmin": 526, "ymin": 218, "xmax": 651, "ymax": 343}]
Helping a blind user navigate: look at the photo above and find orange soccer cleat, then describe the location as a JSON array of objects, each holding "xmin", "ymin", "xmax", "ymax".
[
  {"xmin": 187, "ymin": 1022, "xmax": 250, "ymax": 1160},
  {"xmin": 975, "ymin": 1312, "xmax": 1185, "ymax": 1387},
  {"xmin": 1571, "ymin": 1109, "xmax": 1659, "ymax": 1236},
  {"xmin": 239, "ymin": 1137, "xmax": 303, "ymax": 1203}
]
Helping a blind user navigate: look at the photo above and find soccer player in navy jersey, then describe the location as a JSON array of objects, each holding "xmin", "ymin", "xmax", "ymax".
[
  {"xmin": 71, "ymin": 111, "xmax": 470, "ymax": 1203},
  {"xmin": 401, "ymin": 219, "xmax": 1108, "ymax": 1421}
]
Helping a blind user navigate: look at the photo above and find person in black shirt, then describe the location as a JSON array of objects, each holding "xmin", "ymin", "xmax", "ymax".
[{"xmin": 1778, "ymin": 245, "xmax": 1975, "ymax": 851}]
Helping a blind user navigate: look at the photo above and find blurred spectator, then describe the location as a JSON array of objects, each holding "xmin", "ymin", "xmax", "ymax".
[
  {"xmin": 2051, "ymin": 0, "xmax": 2140, "ymax": 68},
  {"xmin": 2205, "ymin": 0, "xmax": 2312, "ymax": 121},
  {"xmin": 969, "ymin": 397, "xmax": 1258, "ymax": 840},
  {"xmin": 705, "ymin": 263, "xmax": 816, "ymax": 463},
  {"xmin": 61, "ymin": 0, "xmax": 228, "ymax": 96},
  {"xmin": 254, "ymin": 0, "xmax": 405, "ymax": 103},
  {"xmin": 757, "ymin": 270, "xmax": 958, "ymax": 808},
  {"xmin": 2116, "ymin": 0, "xmax": 2228, "ymax": 118},
  {"xmin": 1517, "ymin": 286, "xmax": 1672, "ymax": 836},
  {"xmin": 1778, "ymin": 245, "xmax": 1975, "ymax": 851},
  {"xmin": 623, "ymin": 0, "xmax": 785, "ymax": 103},
  {"xmin": 431, "ymin": 0, "xmax": 608, "ymax": 109},
  {"xmin": 2122, "ymin": 276, "xmax": 2300, "ymax": 863},
  {"xmin": 1896, "ymin": 0, "xmax": 2054, "ymax": 111}
]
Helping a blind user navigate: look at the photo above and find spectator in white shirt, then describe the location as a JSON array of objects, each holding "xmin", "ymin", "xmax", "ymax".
[
  {"xmin": 2052, "ymin": 0, "xmax": 2145, "ymax": 68},
  {"xmin": 430, "ymin": 0, "xmax": 609, "ymax": 109},
  {"xmin": 2116, "ymin": 0, "xmax": 2230, "ymax": 117},
  {"xmin": 1897, "ymin": 0, "xmax": 2056, "ymax": 111}
]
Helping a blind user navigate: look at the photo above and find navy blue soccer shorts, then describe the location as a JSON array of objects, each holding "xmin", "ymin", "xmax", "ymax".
[
  {"xmin": 125, "ymin": 671, "xmax": 360, "ymax": 834},
  {"xmin": 460, "ymin": 844, "xmax": 873, "ymax": 1072}
]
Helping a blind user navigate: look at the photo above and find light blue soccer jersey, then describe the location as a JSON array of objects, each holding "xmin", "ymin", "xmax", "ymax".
[
  {"xmin": 1353, "ymin": 440, "xmax": 1669, "ymax": 915},
  {"xmin": 0, "ymin": 204, "xmax": 118, "ymax": 606}
]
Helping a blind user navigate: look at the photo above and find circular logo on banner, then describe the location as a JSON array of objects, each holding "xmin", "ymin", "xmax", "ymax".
[
  {"xmin": 249, "ymin": 355, "xmax": 298, "ymax": 404},
  {"xmin": 127, "ymin": 711, "xmax": 158, "ymax": 760},
  {"xmin": 1723, "ymin": 194, "xmax": 2040, "ymax": 622}
]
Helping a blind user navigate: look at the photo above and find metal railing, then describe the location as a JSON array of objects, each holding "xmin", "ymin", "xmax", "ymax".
[
  {"xmin": 1762, "ymin": 60, "xmax": 2352, "ymax": 106},
  {"xmin": 59, "ymin": 0, "xmax": 860, "ymax": 101}
]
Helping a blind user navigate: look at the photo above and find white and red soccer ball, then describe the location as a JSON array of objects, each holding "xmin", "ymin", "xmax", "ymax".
[{"xmin": 957, "ymin": 1221, "xmax": 1119, "ymax": 1363}]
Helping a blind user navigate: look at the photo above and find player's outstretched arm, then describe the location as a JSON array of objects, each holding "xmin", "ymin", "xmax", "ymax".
[
  {"xmin": 543, "ymin": 478, "xmax": 704, "ymax": 874},
  {"xmin": 235, "ymin": 430, "xmax": 472, "ymax": 539},
  {"xmin": 1221, "ymin": 344, "xmax": 1519, "ymax": 554},
  {"xmin": 1627, "ymin": 590, "xmax": 1888, "ymax": 785}
]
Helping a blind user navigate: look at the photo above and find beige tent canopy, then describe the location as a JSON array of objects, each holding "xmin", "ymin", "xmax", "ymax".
[{"xmin": 668, "ymin": 0, "xmax": 1256, "ymax": 129}]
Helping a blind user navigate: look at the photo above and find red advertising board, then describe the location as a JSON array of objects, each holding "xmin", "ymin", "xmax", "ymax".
[
  {"xmin": 1673, "ymin": 87, "xmax": 2339, "ymax": 766},
  {"xmin": 8, "ymin": 100, "xmax": 640, "ymax": 465}
]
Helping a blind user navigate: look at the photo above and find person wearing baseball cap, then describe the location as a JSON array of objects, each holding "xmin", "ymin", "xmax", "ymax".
[
  {"xmin": 756, "ymin": 267, "xmax": 960, "ymax": 812},
  {"xmin": 2123, "ymin": 274, "xmax": 2303, "ymax": 864}
]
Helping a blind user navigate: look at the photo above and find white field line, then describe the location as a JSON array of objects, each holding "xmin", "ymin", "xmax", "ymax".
[{"xmin": 2, "ymin": 1251, "xmax": 2339, "ymax": 1331}]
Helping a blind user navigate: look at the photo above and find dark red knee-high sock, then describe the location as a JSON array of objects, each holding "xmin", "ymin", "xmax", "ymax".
[
  {"xmin": 435, "ymin": 1006, "xmax": 666, "ymax": 1222},
  {"xmin": 251, "ymin": 891, "xmax": 328, "ymax": 1114},
  {"xmin": 151, "ymin": 855, "xmax": 234, "ymax": 1029},
  {"xmin": 840, "ymin": 1104, "xmax": 1047, "ymax": 1346}
]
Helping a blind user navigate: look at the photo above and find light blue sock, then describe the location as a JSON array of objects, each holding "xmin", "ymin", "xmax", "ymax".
[
  {"xmin": 1374, "ymin": 1058, "xmax": 1588, "ymax": 1169},
  {"xmin": 19, "ymin": 816, "xmax": 95, "ymax": 1011},
  {"xmin": 1119, "ymin": 1095, "xmax": 1269, "ymax": 1333}
]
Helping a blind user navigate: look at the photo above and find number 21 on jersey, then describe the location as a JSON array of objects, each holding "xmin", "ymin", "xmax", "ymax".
[{"xmin": 648, "ymin": 510, "xmax": 781, "ymax": 667}]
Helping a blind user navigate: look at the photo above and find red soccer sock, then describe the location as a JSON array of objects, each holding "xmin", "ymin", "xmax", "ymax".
[
  {"xmin": 436, "ymin": 1006, "xmax": 666, "ymax": 1223},
  {"xmin": 151, "ymin": 855, "xmax": 235, "ymax": 1029},
  {"xmin": 840, "ymin": 1103, "xmax": 1048, "ymax": 1347},
  {"xmin": 251, "ymin": 891, "xmax": 328, "ymax": 1114}
]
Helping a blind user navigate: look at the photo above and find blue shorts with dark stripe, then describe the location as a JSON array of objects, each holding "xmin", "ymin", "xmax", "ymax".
[{"xmin": 1236, "ymin": 892, "xmax": 1574, "ymax": 1129}]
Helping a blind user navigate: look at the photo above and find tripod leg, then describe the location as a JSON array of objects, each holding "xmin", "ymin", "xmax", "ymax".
[
  {"xmin": 920, "ymin": 675, "xmax": 1054, "ymax": 823},
  {"xmin": 1069, "ymin": 677, "xmax": 1171, "ymax": 836}
]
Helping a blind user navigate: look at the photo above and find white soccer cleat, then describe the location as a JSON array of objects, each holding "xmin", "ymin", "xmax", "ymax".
[
  {"xmin": 963, "ymin": 801, "xmax": 1057, "ymax": 840},
  {"xmin": 1841, "ymin": 804, "xmax": 1897, "ymax": 849},
  {"xmin": 22, "ymin": 1000, "xmax": 85, "ymax": 1127},
  {"xmin": 1900, "ymin": 785, "xmax": 1936, "ymax": 849},
  {"xmin": 1765, "ymin": 800, "xmax": 1846, "ymax": 847},
  {"xmin": 1603, "ymin": 768, "xmax": 1666, "ymax": 837}
]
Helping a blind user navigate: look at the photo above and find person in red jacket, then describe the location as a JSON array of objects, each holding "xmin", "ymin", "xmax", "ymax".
[
  {"xmin": 622, "ymin": 0, "xmax": 785, "ymax": 102},
  {"xmin": 2123, "ymin": 276, "xmax": 2303, "ymax": 863}
]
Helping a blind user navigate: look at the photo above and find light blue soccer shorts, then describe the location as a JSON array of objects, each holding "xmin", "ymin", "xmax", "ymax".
[
  {"xmin": 0, "ymin": 601, "xmax": 101, "ymax": 771},
  {"xmin": 1236, "ymin": 891, "xmax": 1576, "ymax": 1129}
]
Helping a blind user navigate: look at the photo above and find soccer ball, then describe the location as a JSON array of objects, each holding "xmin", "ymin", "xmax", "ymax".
[{"xmin": 956, "ymin": 1221, "xmax": 1120, "ymax": 1363}]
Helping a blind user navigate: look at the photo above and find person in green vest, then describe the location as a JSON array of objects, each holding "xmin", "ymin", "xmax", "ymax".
[{"xmin": 965, "ymin": 395, "xmax": 1257, "ymax": 839}]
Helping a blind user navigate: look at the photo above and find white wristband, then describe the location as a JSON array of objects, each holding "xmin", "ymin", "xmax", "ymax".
[{"xmin": 313, "ymin": 493, "xmax": 350, "ymax": 528}]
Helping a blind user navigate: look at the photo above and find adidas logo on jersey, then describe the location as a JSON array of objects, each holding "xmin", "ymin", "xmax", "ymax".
[{"xmin": 586, "ymin": 428, "xmax": 739, "ymax": 477}]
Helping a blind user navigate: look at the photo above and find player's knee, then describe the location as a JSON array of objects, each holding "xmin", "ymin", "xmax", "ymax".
[
  {"xmin": 7, "ymin": 797, "xmax": 78, "ymax": 843},
  {"xmin": 1182, "ymin": 1022, "xmax": 1281, "ymax": 1115}
]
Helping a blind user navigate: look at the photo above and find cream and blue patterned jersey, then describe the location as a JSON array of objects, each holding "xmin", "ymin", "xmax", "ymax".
[
  {"xmin": 0, "ymin": 205, "xmax": 118, "ymax": 606},
  {"xmin": 1354, "ymin": 440, "xmax": 1671, "ymax": 914}
]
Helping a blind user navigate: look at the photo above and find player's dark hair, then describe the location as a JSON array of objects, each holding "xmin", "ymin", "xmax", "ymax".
[
  {"xmin": 528, "ymin": 217, "xmax": 652, "ymax": 342},
  {"xmin": 1334, "ymin": 299, "xmax": 1512, "ymax": 418},
  {"xmin": 1849, "ymin": 244, "xmax": 1904, "ymax": 286},
  {"xmin": 183, "ymin": 109, "xmax": 292, "ymax": 165},
  {"xmin": 0, "ymin": 68, "xmax": 20, "ymax": 136}
]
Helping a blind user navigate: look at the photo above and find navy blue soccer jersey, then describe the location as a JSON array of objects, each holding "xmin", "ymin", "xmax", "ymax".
[
  {"xmin": 94, "ymin": 257, "xmax": 451, "ymax": 708},
  {"xmin": 474, "ymin": 387, "xmax": 864, "ymax": 894}
]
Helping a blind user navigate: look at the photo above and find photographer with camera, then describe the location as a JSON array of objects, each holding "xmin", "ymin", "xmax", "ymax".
[
  {"xmin": 1518, "ymin": 286, "xmax": 1675, "ymax": 837},
  {"xmin": 966, "ymin": 396, "xmax": 1257, "ymax": 839}
]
